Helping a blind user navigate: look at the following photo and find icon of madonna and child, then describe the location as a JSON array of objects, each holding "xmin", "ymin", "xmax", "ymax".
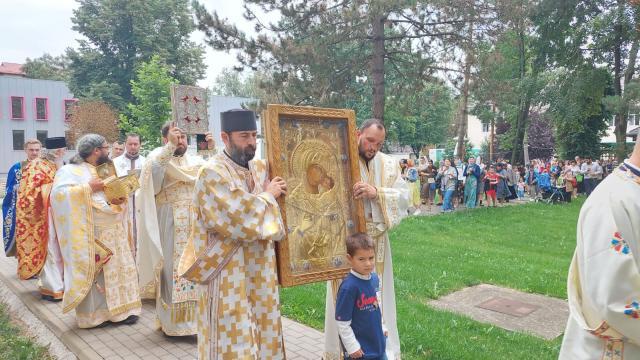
[{"xmin": 285, "ymin": 138, "xmax": 352, "ymax": 274}]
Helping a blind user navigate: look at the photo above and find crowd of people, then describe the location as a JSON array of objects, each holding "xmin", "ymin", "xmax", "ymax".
[
  {"xmin": 400, "ymin": 154, "xmax": 615, "ymax": 213},
  {"xmin": 1, "ymin": 113, "xmax": 411, "ymax": 359}
]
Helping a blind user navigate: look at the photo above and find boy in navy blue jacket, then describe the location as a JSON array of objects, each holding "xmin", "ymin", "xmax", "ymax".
[{"xmin": 335, "ymin": 232, "xmax": 387, "ymax": 359}]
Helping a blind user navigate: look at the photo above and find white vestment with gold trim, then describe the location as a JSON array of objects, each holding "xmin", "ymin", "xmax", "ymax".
[
  {"xmin": 50, "ymin": 162, "xmax": 141, "ymax": 328},
  {"xmin": 136, "ymin": 143, "xmax": 208, "ymax": 336},
  {"xmin": 179, "ymin": 152, "xmax": 285, "ymax": 359}
]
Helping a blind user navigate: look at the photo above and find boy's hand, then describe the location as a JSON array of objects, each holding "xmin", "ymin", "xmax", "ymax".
[
  {"xmin": 349, "ymin": 349, "xmax": 364, "ymax": 358},
  {"xmin": 384, "ymin": 330, "xmax": 388, "ymax": 337}
]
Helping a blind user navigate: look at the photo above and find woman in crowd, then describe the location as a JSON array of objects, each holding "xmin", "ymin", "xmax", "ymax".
[
  {"xmin": 420, "ymin": 159, "xmax": 438, "ymax": 209},
  {"xmin": 406, "ymin": 159, "xmax": 421, "ymax": 211},
  {"xmin": 437, "ymin": 159, "xmax": 457, "ymax": 212}
]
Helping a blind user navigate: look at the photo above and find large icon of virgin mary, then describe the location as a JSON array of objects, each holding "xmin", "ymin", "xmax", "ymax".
[{"xmin": 285, "ymin": 139, "xmax": 348, "ymax": 273}]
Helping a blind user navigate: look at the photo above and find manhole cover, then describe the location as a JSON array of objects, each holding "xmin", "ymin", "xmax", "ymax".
[{"xmin": 476, "ymin": 296, "xmax": 539, "ymax": 317}]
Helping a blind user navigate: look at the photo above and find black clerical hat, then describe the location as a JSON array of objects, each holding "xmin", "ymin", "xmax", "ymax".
[
  {"xmin": 220, "ymin": 109, "xmax": 257, "ymax": 133},
  {"xmin": 45, "ymin": 137, "xmax": 67, "ymax": 149}
]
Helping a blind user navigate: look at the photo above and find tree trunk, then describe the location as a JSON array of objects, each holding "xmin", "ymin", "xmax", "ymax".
[
  {"xmin": 490, "ymin": 103, "xmax": 496, "ymax": 163},
  {"xmin": 511, "ymin": 29, "xmax": 528, "ymax": 164},
  {"xmin": 370, "ymin": 16, "xmax": 386, "ymax": 122},
  {"xmin": 456, "ymin": 12, "xmax": 474, "ymax": 161},
  {"xmin": 613, "ymin": 0, "xmax": 637, "ymax": 161}
]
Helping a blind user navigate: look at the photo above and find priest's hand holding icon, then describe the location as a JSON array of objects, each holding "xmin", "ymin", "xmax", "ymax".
[
  {"xmin": 353, "ymin": 181, "xmax": 377, "ymax": 200},
  {"xmin": 267, "ymin": 177, "xmax": 287, "ymax": 198}
]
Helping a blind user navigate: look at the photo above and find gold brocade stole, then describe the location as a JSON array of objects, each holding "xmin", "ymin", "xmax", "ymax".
[{"xmin": 15, "ymin": 159, "xmax": 56, "ymax": 280}]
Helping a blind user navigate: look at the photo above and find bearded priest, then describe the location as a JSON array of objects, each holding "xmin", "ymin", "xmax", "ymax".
[
  {"xmin": 136, "ymin": 122, "xmax": 214, "ymax": 336},
  {"xmin": 50, "ymin": 134, "xmax": 141, "ymax": 328}
]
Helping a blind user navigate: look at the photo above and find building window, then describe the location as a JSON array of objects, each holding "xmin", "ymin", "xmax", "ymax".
[
  {"xmin": 482, "ymin": 122, "xmax": 490, "ymax": 133},
  {"xmin": 628, "ymin": 114, "xmax": 639, "ymax": 126},
  {"xmin": 11, "ymin": 96, "xmax": 25, "ymax": 119},
  {"xmin": 35, "ymin": 98, "xmax": 48, "ymax": 120},
  {"xmin": 36, "ymin": 130, "xmax": 48, "ymax": 145},
  {"xmin": 12, "ymin": 130, "xmax": 25, "ymax": 150},
  {"xmin": 64, "ymin": 99, "xmax": 78, "ymax": 122}
]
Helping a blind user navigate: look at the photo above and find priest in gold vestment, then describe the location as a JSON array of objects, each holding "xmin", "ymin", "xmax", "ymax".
[
  {"xmin": 15, "ymin": 138, "xmax": 63, "ymax": 281},
  {"xmin": 137, "ymin": 123, "xmax": 214, "ymax": 336},
  {"xmin": 179, "ymin": 109, "xmax": 288, "ymax": 359},
  {"xmin": 15, "ymin": 137, "xmax": 67, "ymax": 301},
  {"xmin": 51, "ymin": 134, "xmax": 141, "ymax": 328},
  {"xmin": 324, "ymin": 119, "xmax": 409, "ymax": 360}
]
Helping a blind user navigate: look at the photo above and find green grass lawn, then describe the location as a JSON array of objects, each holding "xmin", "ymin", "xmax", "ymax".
[
  {"xmin": 0, "ymin": 304, "xmax": 52, "ymax": 360},
  {"xmin": 281, "ymin": 199, "xmax": 583, "ymax": 359}
]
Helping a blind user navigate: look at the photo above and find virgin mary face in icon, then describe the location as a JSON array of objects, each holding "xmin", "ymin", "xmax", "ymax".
[{"xmin": 305, "ymin": 164, "xmax": 334, "ymax": 194}]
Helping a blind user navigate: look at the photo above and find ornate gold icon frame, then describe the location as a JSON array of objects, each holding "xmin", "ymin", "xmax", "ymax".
[{"xmin": 264, "ymin": 104, "xmax": 365, "ymax": 287}]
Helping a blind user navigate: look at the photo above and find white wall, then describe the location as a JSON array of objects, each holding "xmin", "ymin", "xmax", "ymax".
[{"xmin": 0, "ymin": 76, "xmax": 75, "ymax": 176}]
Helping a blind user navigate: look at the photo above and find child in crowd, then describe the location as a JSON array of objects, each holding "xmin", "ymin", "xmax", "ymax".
[
  {"xmin": 335, "ymin": 233, "xmax": 387, "ymax": 360},
  {"xmin": 484, "ymin": 165, "xmax": 499, "ymax": 207},
  {"xmin": 517, "ymin": 176, "xmax": 525, "ymax": 200}
]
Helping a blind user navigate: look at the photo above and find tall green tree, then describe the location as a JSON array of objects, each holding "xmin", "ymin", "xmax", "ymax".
[
  {"xmin": 543, "ymin": 67, "xmax": 611, "ymax": 159},
  {"xmin": 68, "ymin": 0, "xmax": 205, "ymax": 112},
  {"xmin": 472, "ymin": 21, "xmax": 545, "ymax": 164},
  {"xmin": 22, "ymin": 54, "xmax": 70, "ymax": 81},
  {"xmin": 388, "ymin": 82, "xmax": 454, "ymax": 156},
  {"xmin": 193, "ymin": 0, "xmax": 482, "ymax": 123},
  {"xmin": 534, "ymin": 0, "xmax": 640, "ymax": 160},
  {"xmin": 119, "ymin": 56, "xmax": 176, "ymax": 150}
]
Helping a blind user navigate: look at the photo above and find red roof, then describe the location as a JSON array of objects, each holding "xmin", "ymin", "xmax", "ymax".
[{"xmin": 0, "ymin": 62, "xmax": 25, "ymax": 76}]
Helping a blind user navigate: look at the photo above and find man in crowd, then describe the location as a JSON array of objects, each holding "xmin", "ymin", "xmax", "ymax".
[
  {"xmin": 324, "ymin": 119, "xmax": 409, "ymax": 360},
  {"xmin": 109, "ymin": 140, "xmax": 125, "ymax": 159},
  {"xmin": 15, "ymin": 137, "xmax": 67, "ymax": 301},
  {"xmin": 580, "ymin": 157, "xmax": 602, "ymax": 196},
  {"xmin": 179, "ymin": 109, "xmax": 287, "ymax": 358},
  {"xmin": 136, "ymin": 124, "xmax": 214, "ymax": 336},
  {"xmin": 113, "ymin": 134, "xmax": 145, "ymax": 177},
  {"xmin": 560, "ymin": 137, "xmax": 640, "ymax": 359},
  {"xmin": 50, "ymin": 134, "xmax": 140, "ymax": 328},
  {"xmin": 112, "ymin": 133, "xmax": 146, "ymax": 254},
  {"xmin": 3, "ymin": 139, "xmax": 41, "ymax": 257}
]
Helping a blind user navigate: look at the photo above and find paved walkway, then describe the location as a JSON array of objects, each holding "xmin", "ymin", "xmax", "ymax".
[{"xmin": 0, "ymin": 253, "xmax": 324, "ymax": 359}]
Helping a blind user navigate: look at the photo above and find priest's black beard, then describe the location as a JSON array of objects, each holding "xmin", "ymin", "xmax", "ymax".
[
  {"xmin": 227, "ymin": 143, "xmax": 256, "ymax": 168},
  {"xmin": 173, "ymin": 146, "xmax": 187, "ymax": 156},
  {"xmin": 96, "ymin": 153, "xmax": 110, "ymax": 166}
]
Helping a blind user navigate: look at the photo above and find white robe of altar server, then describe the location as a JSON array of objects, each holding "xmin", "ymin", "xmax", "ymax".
[
  {"xmin": 324, "ymin": 151, "xmax": 409, "ymax": 360},
  {"xmin": 560, "ymin": 161, "xmax": 640, "ymax": 360},
  {"xmin": 113, "ymin": 153, "xmax": 145, "ymax": 252}
]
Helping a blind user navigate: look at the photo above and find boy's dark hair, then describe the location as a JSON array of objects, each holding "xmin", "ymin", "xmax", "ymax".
[{"xmin": 346, "ymin": 232, "xmax": 375, "ymax": 256}]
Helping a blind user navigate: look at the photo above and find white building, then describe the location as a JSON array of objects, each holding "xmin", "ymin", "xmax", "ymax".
[
  {"xmin": 0, "ymin": 63, "xmax": 76, "ymax": 176},
  {"xmin": 601, "ymin": 115, "xmax": 637, "ymax": 144}
]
